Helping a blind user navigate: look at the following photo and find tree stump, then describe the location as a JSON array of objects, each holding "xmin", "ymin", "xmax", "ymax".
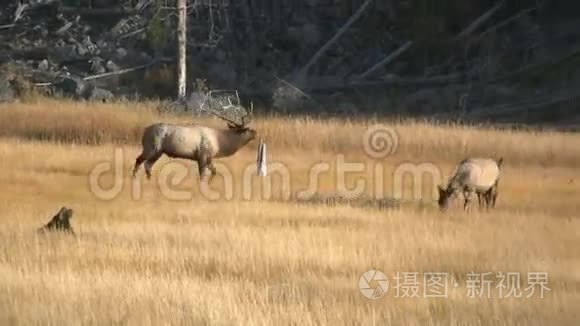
[{"xmin": 38, "ymin": 207, "xmax": 75, "ymax": 235}]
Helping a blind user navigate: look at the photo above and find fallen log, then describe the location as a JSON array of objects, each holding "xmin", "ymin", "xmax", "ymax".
[
  {"xmin": 273, "ymin": 74, "xmax": 318, "ymax": 104},
  {"xmin": 83, "ymin": 58, "xmax": 173, "ymax": 81},
  {"xmin": 57, "ymin": 6, "xmax": 139, "ymax": 17},
  {"xmin": 33, "ymin": 58, "xmax": 173, "ymax": 87}
]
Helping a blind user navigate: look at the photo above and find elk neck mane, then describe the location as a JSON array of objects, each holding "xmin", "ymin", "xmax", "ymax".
[{"xmin": 214, "ymin": 127, "xmax": 252, "ymax": 157}]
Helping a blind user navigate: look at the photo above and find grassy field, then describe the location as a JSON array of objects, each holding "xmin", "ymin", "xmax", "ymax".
[{"xmin": 0, "ymin": 98, "xmax": 579, "ymax": 325}]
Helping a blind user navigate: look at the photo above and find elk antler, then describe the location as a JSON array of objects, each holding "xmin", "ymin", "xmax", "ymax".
[
  {"xmin": 241, "ymin": 100, "xmax": 253, "ymax": 126},
  {"xmin": 208, "ymin": 107, "xmax": 242, "ymax": 128},
  {"xmin": 207, "ymin": 89, "xmax": 253, "ymax": 128}
]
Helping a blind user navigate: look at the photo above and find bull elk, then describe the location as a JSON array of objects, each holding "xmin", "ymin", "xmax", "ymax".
[
  {"xmin": 132, "ymin": 94, "xmax": 257, "ymax": 183},
  {"xmin": 437, "ymin": 157, "xmax": 503, "ymax": 212}
]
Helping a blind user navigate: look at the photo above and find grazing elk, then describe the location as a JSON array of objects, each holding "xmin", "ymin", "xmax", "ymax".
[
  {"xmin": 437, "ymin": 157, "xmax": 503, "ymax": 212},
  {"xmin": 132, "ymin": 95, "xmax": 257, "ymax": 183}
]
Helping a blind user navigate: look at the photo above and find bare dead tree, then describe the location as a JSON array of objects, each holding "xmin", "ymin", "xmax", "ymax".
[{"xmin": 177, "ymin": 0, "xmax": 187, "ymax": 100}]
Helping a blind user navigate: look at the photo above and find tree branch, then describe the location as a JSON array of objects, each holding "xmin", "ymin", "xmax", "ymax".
[
  {"xmin": 84, "ymin": 59, "xmax": 172, "ymax": 81},
  {"xmin": 454, "ymin": 1, "xmax": 505, "ymax": 40},
  {"xmin": 291, "ymin": 0, "xmax": 375, "ymax": 81},
  {"xmin": 355, "ymin": 40, "xmax": 413, "ymax": 80},
  {"xmin": 476, "ymin": 5, "xmax": 539, "ymax": 40}
]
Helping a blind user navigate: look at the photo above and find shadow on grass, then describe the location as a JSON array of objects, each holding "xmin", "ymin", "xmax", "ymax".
[{"xmin": 268, "ymin": 192, "xmax": 403, "ymax": 210}]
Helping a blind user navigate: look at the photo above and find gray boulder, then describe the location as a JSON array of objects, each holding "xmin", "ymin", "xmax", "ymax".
[{"xmin": 89, "ymin": 87, "xmax": 114, "ymax": 102}]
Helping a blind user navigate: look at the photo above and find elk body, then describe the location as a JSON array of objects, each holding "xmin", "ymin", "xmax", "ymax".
[
  {"xmin": 132, "ymin": 98, "xmax": 256, "ymax": 183},
  {"xmin": 437, "ymin": 157, "xmax": 503, "ymax": 212}
]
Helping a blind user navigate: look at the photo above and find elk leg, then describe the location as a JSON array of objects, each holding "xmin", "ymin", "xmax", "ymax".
[
  {"xmin": 463, "ymin": 189, "xmax": 473, "ymax": 212},
  {"xmin": 477, "ymin": 192, "xmax": 484, "ymax": 209},
  {"xmin": 132, "ymin": 153, "xmax": 146, "ymax": 177},
  {"xmin": 144, "ymin": 152, "xmax": 162, "ymax": 180},
  {"xmin": 483, "ymin": 191, "xmax": 488, "ymax": 209},
  {"xmin": 196, "ymin": 155, "xmax": 210, "ymax": 183},
  {"xmin": 492, "ymin": 180, "xmax": 500, "ymax": 208},
  {"xmin": 197, "ymin": 161, "xmax": 207, "ymax": 182},
  {"xmin": 484, "ymin": 190, "xmax": 491, "ymax": 211},
  {"xmin": 202, "ymin": 156, "xmax": 218, "ymax": 184},
  {"xmin": 479, "ymin": 190, "xmax": 487, "ymax": 210}
]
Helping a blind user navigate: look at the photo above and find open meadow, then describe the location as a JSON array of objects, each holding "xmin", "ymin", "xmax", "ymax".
[{"xmin": 0, "ymin": 98, "xmax": 579, "ymax": 325}]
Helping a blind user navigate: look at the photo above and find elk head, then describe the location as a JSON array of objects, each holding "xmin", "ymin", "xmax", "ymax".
[
  {"xmin": 437, "ymin": 185, "xmax": 458, "ymax": 212},
  {"xmin": 208, "ymin": 91, "xmax": 257, "ymax": 143}
]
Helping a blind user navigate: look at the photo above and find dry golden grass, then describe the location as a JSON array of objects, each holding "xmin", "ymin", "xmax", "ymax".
[{"xmin": 0, "ymin": 98, "xmax": 579, "ymax": 325}]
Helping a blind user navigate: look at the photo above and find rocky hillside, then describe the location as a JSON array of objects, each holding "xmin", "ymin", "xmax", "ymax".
[{"xmin": 1, "ymin": 0, "xmax": 579, "ymax": 125}]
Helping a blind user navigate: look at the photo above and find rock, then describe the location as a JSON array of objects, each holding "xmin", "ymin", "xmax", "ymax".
[
  {"xmin": 188, "ymin": 90, "xmax": 210, "ymax": 114},
  {"xmin": 37, "ymin": 59, "xmax": 49, "ymax": 71},
  {"xmin": 89, "ymin": 87, "xmax": 114, "ymax": 102},
  {"xmin": 53, "ymin": 75, "xmax": 92, "ymax": 99},
  {"xmin": 81, "ymin": 36, "xmax": 99, "ymax": 56},
  {"xmin": 39, "ymin": 27, "xmax": 49, "ymax": 38},
  {"xmin": 138, "ymin": 51, "xmax": 152, "ymax": 63},
  {"xmin": 272, "ymin": 82, "xmax": 309, "ymax": 113},
  {"xmin": 115, "ymin": 48, "xmax": 128, "ymax": 60},
  {"xmin": 110, "ymin": 16, "xmax": 147, "ymax": 37},
  {"xmin": 51, "ymin": 45, "xmax": 79, "ymax": 62},
  {"xmin": 53, "ymin": 74, "xmax": 113, "ymax": 101},
  {"xmin": 89, "ymin": 56, "xmax": 104, "ymax": 70},
  {"xmin": 96, "ymin": 40, "xmax": 108, "ymax": 48},
  {"xmin": 105, "ymin": 60, "xmax": 121, "ymax": 72},
  {"xmin": 135, "ymin": 0, "xmax": 154, "ymax": 11},
  {"xmin": 55, "ymin": 21, "xmax": 74, "ymax": 36},
  {"xmin": 75, "ymin": 43, "xmax": 88, "ymax": 57}
]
